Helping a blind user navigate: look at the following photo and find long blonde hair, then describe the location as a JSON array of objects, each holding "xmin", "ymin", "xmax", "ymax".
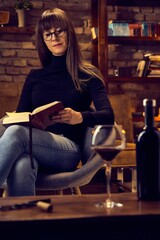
[{"xmin": 36, "ymin": 8, "xmax": 105, "ymax": 91}]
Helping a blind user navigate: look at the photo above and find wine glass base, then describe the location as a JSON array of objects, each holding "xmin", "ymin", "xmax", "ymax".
[{"xmin": 95, "ymin": 200, "xmax": 123, "ymax": 208}]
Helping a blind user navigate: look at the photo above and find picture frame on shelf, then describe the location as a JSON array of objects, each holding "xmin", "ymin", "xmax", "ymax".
[{"xmin": 0, "ymin": 11, "xmax": 10, "ymax": 27}]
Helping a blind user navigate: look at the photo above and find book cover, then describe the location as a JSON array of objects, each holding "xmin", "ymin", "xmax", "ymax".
[
  {"xmin": 91, "ymin": 27, "xmax": 98, "ymax": 40},
  {"xmin": 136, "ymin": 60, "xmax": 146, "ymax": 77},
  {"xmin": 3, "ymin": 101, "xmax": 64, "ymax": 130},
  {"xmin": 149, "ymin": 55, "xmax": 160, "ymax": 62},
  {"xmin": 142, "ymin": 58, "xmax": 151, "ymax": 77}
]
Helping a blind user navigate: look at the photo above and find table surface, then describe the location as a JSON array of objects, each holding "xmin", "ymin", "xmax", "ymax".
[{"xmin": 1, "ymin": 192, "xmax": 160, "ymax": 222}]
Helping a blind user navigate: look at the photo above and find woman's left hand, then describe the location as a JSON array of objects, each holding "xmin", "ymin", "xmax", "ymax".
[{"xmin": 51, "ymin": 108, "xmax": 83, "ymax": 125}]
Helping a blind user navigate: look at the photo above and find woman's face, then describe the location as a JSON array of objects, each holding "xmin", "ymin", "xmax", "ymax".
[{"xmin": 43, "ymin": 28, "xmax": 68, "ymax": 56}]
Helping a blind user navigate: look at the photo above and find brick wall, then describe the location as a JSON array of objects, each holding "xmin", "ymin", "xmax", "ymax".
[{"xmin": 0, "ymin": 0, "xmax": 91, "ymax": 115}]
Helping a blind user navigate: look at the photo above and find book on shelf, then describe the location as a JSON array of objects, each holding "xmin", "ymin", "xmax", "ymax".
[
  {"xmin": 150, "ymin": 62, "xmax": 160, "ymax": 68},
  {"xmin": 2, "ymin": 101, "xmax": 64, "ymax": 130},
  {"xmin": 147, "ymin": 69, "xmax": 160, "ymax": 77},
  {"xmin": 136, "ymin": 60, "xmax": 146, "ymax": 77},
  {"xmin": 129, "ymin": 23, "xmax": 142, "ymax": 36},
  {"xmin": 136, "ymin": 58, "xmax": 151, "ymax": 77},
  {"xmin": 136, "ymin": 53, "xmax": 160, "ymax": 77},
  {"xmin": 148, "ymin": 55, "xmax": 160, "ymax": 62},
  {"xmin": 108, "ymin": 21, "xmax": 160, "ymax": 37},
  {"xmin": 145, "ymin": 54, "xmax": 160, "ymax": 77},
  {"xmin": 142, "ymin": 56, "xmax": 151, "ymax": 77},
  {"xmin": 91, "ymin": 27, "xmax": 98, "ymax": 40}
]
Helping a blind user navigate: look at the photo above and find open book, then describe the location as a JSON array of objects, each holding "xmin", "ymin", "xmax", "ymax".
[{"xmin": 3, "ymin": 101, "xmax": 64, "ymax": 130}]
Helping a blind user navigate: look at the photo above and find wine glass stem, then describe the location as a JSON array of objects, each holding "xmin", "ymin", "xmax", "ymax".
[{"xmin": 105, "ymin": 161, "xmax": 112, "ymax": 202}]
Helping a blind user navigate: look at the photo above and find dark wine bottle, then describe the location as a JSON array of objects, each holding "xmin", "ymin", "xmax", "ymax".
[{"xmin": 136, "ymin": 98, "xmax": 160, "ymax": 200}]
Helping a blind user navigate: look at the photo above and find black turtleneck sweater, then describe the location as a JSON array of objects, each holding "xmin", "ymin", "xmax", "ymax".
[{"xmin": 16, "ymin": 55, "xmax": 114, "ymax": 148}]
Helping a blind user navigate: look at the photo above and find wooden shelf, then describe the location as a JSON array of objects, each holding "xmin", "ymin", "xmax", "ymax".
[
  {"xmin": 93, "ymin": 36, "xmax": 160, "ymax": 45},
  {"xmin": 107, "ymin": 0, "xmax": 160, "ymax": 7},
  {"xmin": 108, "ymin": 36, "xmax": 160, "ymax": 44},
  {"xmin": 108, "ymin": 77, "xmax": 160, "ymax": 83},
  {"xmin": 0, "ymin": 26, "xmax": 35, "ymax": 34}
]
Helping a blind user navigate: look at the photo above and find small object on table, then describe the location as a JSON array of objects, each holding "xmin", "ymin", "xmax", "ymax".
[{"xmin": 0, "ymin": 198, "xmax": 53, "ymax": 213}]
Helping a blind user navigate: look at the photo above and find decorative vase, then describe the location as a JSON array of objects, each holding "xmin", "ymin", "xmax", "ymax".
[{"xmin": 16, "ymin": 9, "xmax": 25, "ymax": 27}]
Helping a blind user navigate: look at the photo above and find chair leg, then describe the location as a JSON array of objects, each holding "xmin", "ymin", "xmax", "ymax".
[
  {"xmin": 70, "ymin": 187, "xmax": 81, "ymax": 195},
  {"xmin": 57, "ymin": 187, "xmax": 81, "ymax": 195},
  {"xmin": 117, "ymin": 167, "xmax": 124, "ymax": 183},
  {"xmin": 2, "ymin": 189, "xmax": 8, "ymax": 198},
  {"xmin": 57, "ymin": 189, "xmax": 63, "ymax": 195},
  {"xmin": 131, "ymin": 167, "xmax": 137, "ymax": 193},
  {"xmin": 116, "ymin": 167, "xmax": 137, "ymax": 193}
]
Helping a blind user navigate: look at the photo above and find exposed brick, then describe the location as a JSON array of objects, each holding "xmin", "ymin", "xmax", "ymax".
[
  {"xmin": 2, "ymin": 50, "xmax": 16, "ymax": 57},
  {"xmin": 154, "ymin": 8, "xmax": 160, "ymax": 13},
  {"xmin": 6, "ymin": 67, "xmax": 21, "ymax": 75},
  {"xmin": 18, "ymin": 50, "xmax": 38, "ymax": 58},
  {"xmin": 0, "ymin": 67, "xmax": 5, "ymax": 74},
  {"xmin": 21, "ymin": 67, "xmax": 33, "ymax": 75},
  {"xmin": 84, "ymin": 27, "xmax": 91, "ymax": 35},
  {"xmin": 0, "ymin": 82, "xmax": 19, "ymax": 97},
  {"xmin": 0, "ymin": 41, "xmax": 22, "ymax": 49},
  {"xmin": 13, "ymin": 59, "xmax": 28, "ymax": 67},
  {"xmin": 75, "ymin": 27, "xmax": 84, "ymax": 35},
  {"xmin": 13, "ymin": 75, "xmax": 27, "ymax": 83},
  {"xmin": 22, "ymin": 42, "xmax": 36, "ymax": 49},
  {"xmin": 0, "ymin": 59, "xmax": 8, "ymax": 65},
  {"xmin": 79, "ymin": 42, "xmax": 91, "ymax": 51},
  {"xmin": 0, "ymin": 75, "xmax": 12, "ymax": 82},
  {"xmin": 28, "ymin": 59, "xmax": 41, "ymax": 67}
]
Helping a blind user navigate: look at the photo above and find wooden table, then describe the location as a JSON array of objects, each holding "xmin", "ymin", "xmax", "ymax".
[{"xmin": 0, "ymin": 193, "xmax": 160, "ymax": 240}]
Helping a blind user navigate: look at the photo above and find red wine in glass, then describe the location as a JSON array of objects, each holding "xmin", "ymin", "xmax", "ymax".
[
  {"xmin": 93, "ymin": 146, "xmax": 121, "ymax": 161},
  {"xmin": 91, "ymin": 124, "xmax": 126, "ymax": 208}
]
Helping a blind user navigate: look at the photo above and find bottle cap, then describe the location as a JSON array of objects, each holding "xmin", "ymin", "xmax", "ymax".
[{"xmin": 143, "ymin": 99, "xmax": 156, "ymax": 107}]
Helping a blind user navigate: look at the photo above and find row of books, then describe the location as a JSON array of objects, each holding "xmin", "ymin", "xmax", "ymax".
[
  {"xmin": 108, "ymin": 22, "xmax": 160, "ymax": 37},
  {"xmin": 91, "ymin": 22, "xmax": 160, "ymax": 39},
  {"xmin": 137, "ymin": 54, "xmax": 160, "ymax": 77}
]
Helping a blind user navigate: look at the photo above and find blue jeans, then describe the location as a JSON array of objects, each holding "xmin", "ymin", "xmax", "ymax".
[{"xmin": 0, "ymin": 125, "xmax": 81, "ymax": 196}]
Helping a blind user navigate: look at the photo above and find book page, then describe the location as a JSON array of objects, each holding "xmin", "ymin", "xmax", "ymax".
[
  {"xmin": 6, "ymin": 112, "xmax": 30, "ymax": 117},
  {"xmin": 3, "ymin": 112, "xmax": 30, "ymax": 124}
]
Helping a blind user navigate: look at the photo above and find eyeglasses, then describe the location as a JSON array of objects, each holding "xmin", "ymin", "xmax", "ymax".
[{"xmin": 43, "ymin": 28, "xmax": 66, "ymax": 41}]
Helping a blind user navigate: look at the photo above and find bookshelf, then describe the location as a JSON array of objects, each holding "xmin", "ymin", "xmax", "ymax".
[
  {"xmin": 0, "ymin": 26, "xmax": 35, "ymax": 34},
  {"xmin": 91, "ymin": 0, "xmax": 160, "ymax": 91}
]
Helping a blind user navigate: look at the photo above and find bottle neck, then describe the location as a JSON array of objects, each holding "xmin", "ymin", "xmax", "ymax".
[{"xmin": 144, "ymin": 105, "xmax": 155, "ymax": 129}]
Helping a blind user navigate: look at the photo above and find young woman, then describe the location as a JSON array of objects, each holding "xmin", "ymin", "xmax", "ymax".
[{"xmin": 0, "ymin": 8, "xmax": 114, "ymax": 196}]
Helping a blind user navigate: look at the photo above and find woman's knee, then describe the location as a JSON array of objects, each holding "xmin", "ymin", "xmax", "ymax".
[
  {"xmin": 2, "ymin": 125, "xmax": 30, "ymax": 149},
  {"xmin": 4, "ymin": 125, "xmax": 28, "ymax": 138}
]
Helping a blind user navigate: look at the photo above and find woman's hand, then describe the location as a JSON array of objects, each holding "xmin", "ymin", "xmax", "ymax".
[{"xmin": 51, "ymin": 108, "xmax": 83, "ymax": 125}]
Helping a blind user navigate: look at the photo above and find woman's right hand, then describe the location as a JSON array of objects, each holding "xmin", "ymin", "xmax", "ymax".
[{"xmin": 51, "ymin": 108, "xmax": 83, "ymax": 125}]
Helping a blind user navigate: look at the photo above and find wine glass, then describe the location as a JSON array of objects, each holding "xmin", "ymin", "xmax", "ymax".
[{"xmin": 91, "ymin": 124, "xmax": 126, "ymax": 208}]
